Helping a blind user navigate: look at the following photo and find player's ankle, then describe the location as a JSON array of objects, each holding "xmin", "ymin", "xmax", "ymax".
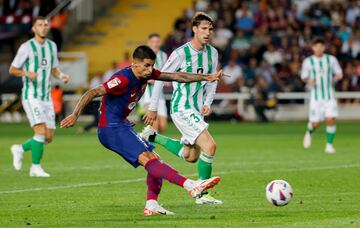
[{"xmin": 183, "ymin": 179, "xmax": 195, "ymax": 190}]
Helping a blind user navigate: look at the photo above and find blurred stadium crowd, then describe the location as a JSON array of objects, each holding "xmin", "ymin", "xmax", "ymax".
[
  {"xmin": 162, "ymin": 0, "xmax": 360, "ymax": 98},
  {"xmin": 1, "ymin": 0, "xmax": 360, "ymax": 123}
]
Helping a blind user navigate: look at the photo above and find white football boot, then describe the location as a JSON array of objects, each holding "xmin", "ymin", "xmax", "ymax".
[
  {"xmin": 11, "ymin": 144, "xmax": 24, "ymax": 170},
  {"xmin": 196, "ymin": 193, "xmax": 223, "ymax": 205},
  {"xmin": 144, "ymin": 204, "xmax": 175, "ymax": 216},
  {"xmin": 139, "ymin": 125, "xmax": 157, "ymax": 142},
  {"xmin": 325, "ymin": 144, "xmax": 336, "ymax": 154},
  {"xmin": 188, "ymin": 176, "xmax": 221, "ymax": 198},
  {"xmin": 30, "ymin": 164, "xmax": 50, "ymax": 177},
  {"xmin": 303, "ymin": 131, "xmax": 312, "ymax": 149}
]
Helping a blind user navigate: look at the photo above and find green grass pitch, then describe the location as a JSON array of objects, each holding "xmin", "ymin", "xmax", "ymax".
[{"xmin": 0, "ymin": 121, "xmax": 359, "ymax": 227}]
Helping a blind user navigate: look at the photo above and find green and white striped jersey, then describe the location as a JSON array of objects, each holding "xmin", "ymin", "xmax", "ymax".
[
  {"xmin": 11, "ymin": 38, "xmax": 59, "ymax": 101},
  {"xmin": 154, "ymin": 50, "xmax": 167, "ymax": 70},
  {"xmin": 301, "ymin": 54, "xmax": 342, "ymax": 101},
  {"xmin": 149, "ymin": 42, "xmax": 218, "ymax": 113}
]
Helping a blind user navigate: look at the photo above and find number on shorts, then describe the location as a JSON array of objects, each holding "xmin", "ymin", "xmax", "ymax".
[
  {"xmin": 34, "ymin": 107, "xmax": 40, "ymax": 117},
  {"xmin": 190, "ymin": 113, "xmax": 200, "ymax": 123}
]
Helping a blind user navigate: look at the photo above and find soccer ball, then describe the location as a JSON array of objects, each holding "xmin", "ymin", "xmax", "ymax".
[{"xmin": 265, "ymin": 180, "xmax": 293, "ymax": 206}]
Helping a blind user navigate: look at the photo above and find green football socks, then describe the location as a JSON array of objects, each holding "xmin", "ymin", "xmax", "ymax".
[
  {"xmin": 198, "ymin": 152, "xmax": 213, "ymax": 180},
  {"xmin": 154, "ymin": 134, "xmax": 184, "ymax": 158},
  {"xmin": 21, "ymin": 134, "xmax": 45, "ymax": 164},
  {"xmin": 326, "ymin": 125, "xmax": 336, "ymax": 144}
]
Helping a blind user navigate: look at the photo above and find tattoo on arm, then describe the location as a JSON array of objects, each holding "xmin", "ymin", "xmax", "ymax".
[
  {"xmin": 73, "ymin": 85, "xmax": 106, "ymax": 117},
  {"xmin": 158, "ymin": 72, "xmax": 207, "ymax": 82}
]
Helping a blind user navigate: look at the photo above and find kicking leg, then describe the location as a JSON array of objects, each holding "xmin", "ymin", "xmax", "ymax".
[{"xmin": 138, "ymin": 152, "xmax": 220, "ymax": 198}]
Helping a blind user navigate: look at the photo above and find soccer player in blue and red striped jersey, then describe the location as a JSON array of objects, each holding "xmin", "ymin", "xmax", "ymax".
[{"xmin": 60, "ymin": 45, "xmax": 225, "ymax": 215}]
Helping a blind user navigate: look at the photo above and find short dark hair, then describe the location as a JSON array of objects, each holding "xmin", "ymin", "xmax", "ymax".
[
  {"xmin": 32, "ymin": 16, "xmax": 48, "ymax": 26},
  {"xmin": 133, "ymin": 45, "xmax": 156, "ymax": 60},
  {"xmin": 192, "ymin": 12, "xmax": 214, "ymax": 27},
  {"xmin": 148, "ymin": 33, "xmax": 160, "ymax": 40},
  {"xmin": 312, "ymin": 37, "xmax": 325, "ymax": 45}
]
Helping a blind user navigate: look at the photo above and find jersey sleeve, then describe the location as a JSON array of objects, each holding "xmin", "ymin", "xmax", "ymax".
[
  {"xmin": 151, "ymin": 69, "xmax": 161, "ymax": 79},
  {"xmin": 103, "ymin": 75, "xmax": 130, "ymax": 95},
  {"xmin": 204, "ymin": 47, "xmax": 218, "ymax": 107},
  {"xmin": 331, "ymin": 56, "xmax": 342, "ymax": 75},
  {"xmin": 52, "ymin": 42, "xmax": 60, "ymax": 68},
  {"xmin": 301, "ymin": 58, "xmax": 311, "ymax": 80},
  {"xmin": 11, "ymin": 43, "xmax": 29, "ymax": 69},
  {"xmin": 161, "ymin": 50, "xmax": 182, "ymax": 73}
]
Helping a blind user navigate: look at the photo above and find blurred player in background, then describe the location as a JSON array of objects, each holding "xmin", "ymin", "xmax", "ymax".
[
  {"xmin": 142, "ymin": 12, "xmax": 223, "ymax": 204},
  {"xmin": 302, "ymin": 38, "xmax": 343, "ymax": 154},
  {"xmin": 9, "ymin": 17, "xmax": 70, "ymax": 177},
  {"xmin": 140, "ymin": 33, "xmax": 168, "ymax": 132},
  {"xmin": 60, "ymin": 45, "xmax": 224, "ymax": 215}
]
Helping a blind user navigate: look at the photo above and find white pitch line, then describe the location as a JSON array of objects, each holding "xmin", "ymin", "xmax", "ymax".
[
  {"xmin": 0, "ymin": 178, "xmax": 144, "ymax": 194},
  {"xmin": 0, "ymin": 164, "xmax": 358, "ymax": 195}
]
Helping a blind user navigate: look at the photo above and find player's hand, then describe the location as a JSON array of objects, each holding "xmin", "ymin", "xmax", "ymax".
[
  {"xmin": 207, "ymin": 70, "xmax": 231, "ymax": 81},
  {"xmin": 308, "ymin": 79, "xmax": 315, "ymax": 87},
  {"xmin": 335, "ymin": 74, "xmax": 343, "ymax": 82},
  {"xmin": 60, "ymin": 73, "xmax": 70, "ymax": 84},
  {"xmin": 60, "ymin": 113, "xmax": 78, "ymax": 128},
  {"xmin": 143, "ymin": 110, "xmax": 157, "ymax": 126},
  {"xmin": 201, "ymin": 105, "xmax": 212, "ymax": 116},
  {"xmin": 26, "ymin": 71, "xmax": 37, "ymax": 81}
]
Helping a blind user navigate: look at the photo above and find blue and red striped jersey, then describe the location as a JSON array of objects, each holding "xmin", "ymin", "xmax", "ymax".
[{"xmin": 99, "ymin": 66, "xmax": 161, "ymax": 127}]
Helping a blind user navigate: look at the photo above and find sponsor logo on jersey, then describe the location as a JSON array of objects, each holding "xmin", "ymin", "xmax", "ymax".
[{"xmin": 107, "ymin": 78, "xmax": 121, "ymax": 89}]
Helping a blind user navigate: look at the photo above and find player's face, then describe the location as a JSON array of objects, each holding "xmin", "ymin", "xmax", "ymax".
[
  {"xmin": 133, "ymin": 58, "xmax": 155, "ymax": 78},
  {"xmin": 312, "ymin": 43, "xmax": 325, "ymax": 56},
  {"xmin": 147, "ymin": 37, "xmax": 161, "ymax": 53},
  {"xmin": 193, "ymin": 21, "xmax": 214, "ymax": 45},
  {"xmin": 32, "ymin": 19, "xmax": 50, "ymax": 39}
]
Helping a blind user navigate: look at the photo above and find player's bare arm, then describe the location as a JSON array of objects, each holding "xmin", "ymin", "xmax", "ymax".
[
  {"xmin": 52, "ymin": 68, "xmax": 70, "ymax": 84},
  {"xmin": 9, "ymin": 66, "xmax": 37, "ymax": 80},
  {"xmin": 157, "ymin": 70, "xmax": 228, "ymax": 82},
  {"xmin": 60, "ymin": 85, "xmax": 106, "ymax": 128}
]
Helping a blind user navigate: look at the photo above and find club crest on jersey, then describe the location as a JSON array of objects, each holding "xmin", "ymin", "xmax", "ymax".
[
  {"xmin": 41, "ymin": 59, "xmax": 47, "ymax": 66},
  {"xmin": 107, "ymin": 78, "xmax": 121, "ymax": 89},
  {"xmin": 128, "ymin": 102, "xmax": 136, "ymax": 110}
]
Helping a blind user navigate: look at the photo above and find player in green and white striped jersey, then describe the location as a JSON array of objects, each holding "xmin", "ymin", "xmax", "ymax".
[
  {"xmin": 301, "ymin": 38, "xmax": 343, "ymax": 154},
  {"xmin": 141, "ymin": 12, "xmax": 223, "ymax": 204},
  {"xmin": 140, "ymin": 33, "xmax": 168, "ymax": 133},
  {"xmin": 9, "ymin": 17, "xmax": 70, "ymax": 177}
]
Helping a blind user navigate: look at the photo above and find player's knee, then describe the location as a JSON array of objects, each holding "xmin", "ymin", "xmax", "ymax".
[
  {"xmin": 203, "ymin": 142, "xmax": 216, "ymax": 156},
  {"xmin": 185, "ymin": 155, "xmax": 199, "ymax": 163},
  {"xmin": 326, "ymin": 119, "xmax": 335, "ymax": 125}
]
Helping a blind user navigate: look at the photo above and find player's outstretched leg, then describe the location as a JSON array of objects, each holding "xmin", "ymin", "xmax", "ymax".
[
  {"xmin": 144, "ymin": 173, "xmax": 175, "ymax": 216},
  {"xmin": 140, "ymin": 125, "xmax": 184, "ymax": 158},
  {"xmin": 143, "ymin": 158, "xmax": 220, "ymax": 198}
]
